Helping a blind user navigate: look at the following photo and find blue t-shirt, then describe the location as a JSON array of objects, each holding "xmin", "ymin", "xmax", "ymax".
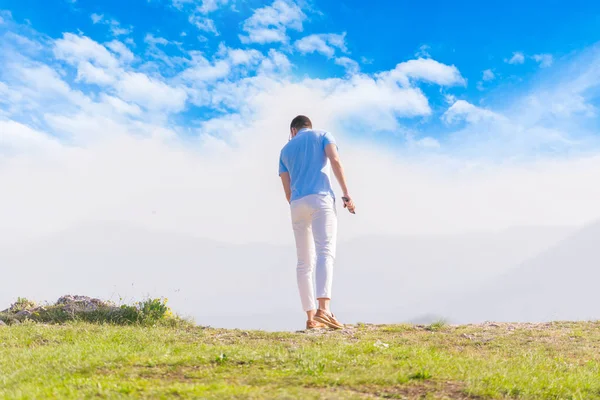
[{"xmin": 278, "ymin": 128, "xmax": 337, "ymax": 202}]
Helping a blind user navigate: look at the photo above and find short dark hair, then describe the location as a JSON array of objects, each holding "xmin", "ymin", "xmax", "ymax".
[{"xmin": 290, "ymin": 115, "xmax": 312, "ymax": 131}]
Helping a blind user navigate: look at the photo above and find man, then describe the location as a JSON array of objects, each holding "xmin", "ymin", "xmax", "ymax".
[{"xmin": 278, "ymin": 115, "xmax": 356, "ymax": 330}]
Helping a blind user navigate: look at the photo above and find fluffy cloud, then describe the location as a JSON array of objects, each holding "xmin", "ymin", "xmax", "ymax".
[
  {"xmin": 295, "ymin": 33, "xmax": 347, "ymax": 58},
  {"xmin": 442, "ymin": 100, "xmax": 505, "ymax": 124},
  {"xmin": 506, "ymin": 51, "xmax": 525, "ymax": 64},
  {"xmin": 239, "ymin": 0, "xmax": 305, "ymax": 44},
  {"xmin": 179, "ymin": 52, "xmax": 231, "ymax": 83},
  {"xmin": 217, "ymin": 44, "xmax": 264, "ymax": 66},
  {"xmin": 197, "ymin": 0, "xmax": 229, "ymax": 13},
  {"xmin": 380, "ymin": 58, "xmax": 466, "ymax": 87},
  {"xmin": 532, "ymin": 53, "xmax": 553, "ymax": 68},
  {"xmin": 335, "ymin": 56, "xmax": 359, "ymax": 74},
  {"xmin": 90, "ymin": 13, "xmax": 131, "ymax": 36},
  {"xmin": 172, "ymin": 0, "xmax": 228, "ymax": 12},
  {"xmin": 482, "ymin": 69, "xmax": 495, "ymax": 81},
  {"xmin": 106, "ymin": 40, "xmax": 135, "ymax": 64},
  {"xmin": 116, "ymin": 72, "xmax": 188, "ymax": 112},
  {"xmin": 2, "ymin": 15, "xmax": 600, "ymax": 250},
  {"xmin": 54, "ymin": 33, "xmax": 120, "ymax": 69},
  {"xmin": 91, "ymin": 13, "xmax": 103, "ymax": 24},
  {"xmin": 188, "ymin": 13, "xmax": 218, "ymax": 34},
  {"xmin": 0, "ymin": 120, "xmax": 63, "ymax": 154},
  {"xmin": 258, "ymin": 49, "xmax": 291, "ymax": 74}
]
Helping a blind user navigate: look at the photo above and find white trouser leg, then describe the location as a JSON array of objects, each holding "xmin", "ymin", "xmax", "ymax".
[
  {"xmin": 291, "ymin": 195, "xmax": 337, "ymax": 312},
  {"xmin": 291, "ymin": 199, "xmax": 316, "ymax": 312},
  {"xmin": 312, "ymin": 195, "xmax": 337, "ymax": 300}
]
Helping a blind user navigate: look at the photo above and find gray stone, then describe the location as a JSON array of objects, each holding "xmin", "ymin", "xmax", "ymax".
[
  {"xmin": 57, "ymin": 295, "xmax": 115, "ymax": 313},
  {"xmin": 0, "ymin": 320, "xmax": 6, "ymax": 326},
  {"xmin": 15, "ymin": 310, "xmax": 32, "ymax": 318}
]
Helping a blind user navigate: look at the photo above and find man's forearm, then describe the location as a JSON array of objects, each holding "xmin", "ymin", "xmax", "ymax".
[
  {"xmin": 280, "ymin": 172, "xmax": 292, "ymax": 204},
  {"xmin": 331, "ymin": 160, "xmax": 350, "ymax": 196}
]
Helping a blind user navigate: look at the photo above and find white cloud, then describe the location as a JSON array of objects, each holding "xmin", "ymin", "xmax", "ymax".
[
  {"xmin": 106, "ymin": 40, "xmax": 135, "ymax": 64},
  {"xmin": 100, "ymin": 94, "xmax": 143, "ymax": 116},
  {"xmin": 172, "ymin": 0, "xmax": 230, "ymax": 34},
  {"xmin": 295, "ymin": 33, "xmax": 346, "ymax": 58},
  {"xmin": 197, "ymin": 0, "xmax": 229, "ymax": 13},
  {"xmin": 189, "ymin": 13, "xmax": 218, "ymax": 34},
  {"xmin": 221, "ymin": 46, "xmax": 264, "ymax": 66},
  {"xmin": 172, "ymin": 0, "xmax": 228, "ymax": 12},
  {"xmin": 380, "ymin": 58, "xmax": 466, "ymax": 87},
  {"xmin": 415, "ymin": 44, "xmax": 430, "ymax": 58},
  {"xmin": 0, "ymin": 120, "xmax": 63, "ymax": 154},
  {"xmin": 258, "ymin": 49, "xmax": 291, "ymax": 74},
  {"xmin": 76, "ymin": 61, "xmax": 117, "ymax": 85},
  {"xmin": 53, "ymin": 33, "xmax": 123, "ymax": 87},
  {"xmin": 90, "ymin": 14, "xmax": 131, "ymax": 37},
  {"xmin": 0, "ymin": 10, "xmax": 12, "ymax": 25},
  {"xmin": 415, "ymin": 137, "xmax": 440, "ymax": 149},
  {"xmin": 110, "ymin": 25, "xmax": 132, "ymax": 37},
  {"xmin": 482, "ymin": 69, "xmax": 495, "ymax": 81},
  {"xmin": 239, "ymin": 0, "xmax": 305, "ymax": 44},
  {"xmin": 116, "ymin": 72, "xmax": 188, "ymax": 112},
  {"xmin": 54, "ymin": 33, "xmax": 120, "ymax": 69},
  {"xmin": 442, "ymin": 100, "xmax": 504, "ymax": 124},
  {"xmin": 3, "ymin": 17, "xmax": 600, "ymax": 253},
  {"xmin": 335, "ymin": 56, "xmax": 359, "ymax": 75},
  {"xmin": 144, "ymin": 33, "xmax": 170, "ymax": 46},
  {"xmin": 91, "ymin": 13, "xmax": 104, "ymax": 24},
  {"xmin": 179, "ymin": 53, "xmax": 231, "ymax": 83},
  {"xmin": 506, "ymin": 51, "xmax": 525, "ymax": 65},
  {"xmin": 532, "ymin": 53, "xmax": 553, "ymax": 68}
]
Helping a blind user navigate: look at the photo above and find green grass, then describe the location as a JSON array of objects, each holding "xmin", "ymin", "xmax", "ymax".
[{"xmin": 2, "ymin": 321, "xmax": 600, "ymax": 399}]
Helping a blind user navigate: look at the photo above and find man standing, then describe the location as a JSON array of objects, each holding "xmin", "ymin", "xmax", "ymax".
[{"xmin": 278, "ymin": 115, "xmax": 356, "ymax": 330}]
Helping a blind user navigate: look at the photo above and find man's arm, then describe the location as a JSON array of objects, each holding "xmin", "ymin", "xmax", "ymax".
[
  {"xmin": 280, "ymin": 172, "xmax": 292, "ymax": 203},
  {"xmin": 325, "ymin": 143, "xmax": 355, "ymax": 213}
]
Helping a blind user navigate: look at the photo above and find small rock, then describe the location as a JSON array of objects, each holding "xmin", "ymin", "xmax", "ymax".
[
  {"xmin": 15, "ymin": 310, "xmax": 32, "ymax": 318},
  {"xmin": 0, "ymin": 320, "xmax": 6, "ymax": 326},
  {"xmin": 374, "ymin": 340, "xmax": 389, "ymax": 349},
  {"xmin": 57, "ymin": 295, "xmax": 114, "ymax": 313}
]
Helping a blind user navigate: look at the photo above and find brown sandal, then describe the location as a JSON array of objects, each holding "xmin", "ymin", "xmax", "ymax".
[
  {"xmin": 306, "ymin": 320, "xmax": 327, "ymax": 330},
  {"xmin": 314, "ymin": 309, "xmax": 344, "ymax": 329}
]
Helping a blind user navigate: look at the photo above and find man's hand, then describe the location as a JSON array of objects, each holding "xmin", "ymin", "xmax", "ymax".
[
  {"xmin": 341, "ymin": 195, "xmax": 356, "ymax": 214},
  {"xmin": 325, "ymin": 144, "xmax": 355, "ymax": 214}
]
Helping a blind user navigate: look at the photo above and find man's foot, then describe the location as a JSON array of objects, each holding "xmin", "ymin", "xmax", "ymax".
[
  {"xmin": 314, "ymin": 309, "xmax": 344, "ymax": 329},
  {"xmin": 306, "ymin": 320, "xmax": 327, "ymax": 330}
]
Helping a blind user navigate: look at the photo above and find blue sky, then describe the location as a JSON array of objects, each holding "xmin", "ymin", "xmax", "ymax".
[
  {"xmin": 2, "ymin": 0, "xmax": 600, "ymax": 243},
  {"xmin": 2, "ymin": 0, "xmax": 599, "ymax": 149}
]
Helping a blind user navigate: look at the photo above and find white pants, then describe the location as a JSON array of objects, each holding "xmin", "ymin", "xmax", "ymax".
[{"xmin": 290, "ymin": 194, "xmax": 338, "ymax": 312}]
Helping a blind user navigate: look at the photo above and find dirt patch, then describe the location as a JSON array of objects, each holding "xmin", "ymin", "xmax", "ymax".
[{"xmin": 340, "ymin": 381, "xmax": 484, "ymax": 399}]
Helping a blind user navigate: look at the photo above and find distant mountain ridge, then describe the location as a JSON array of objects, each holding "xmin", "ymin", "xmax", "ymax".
[
  {"xmin": 430, "ymin": 220, "xmax": 600, "ymax": 323},
  {"xmin": 0, "ymin": 221, "xmax": 578, "ymax": 330}
]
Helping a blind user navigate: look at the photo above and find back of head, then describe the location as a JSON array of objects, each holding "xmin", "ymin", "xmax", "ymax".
[{"xmin": 290, "ymin": 115, "xmax": 312, "ymax": 131}]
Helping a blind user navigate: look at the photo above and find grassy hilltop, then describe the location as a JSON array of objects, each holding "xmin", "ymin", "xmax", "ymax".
[{"xmin": 1, "ymin": 297, "xmax": 599, "ymax": 399}]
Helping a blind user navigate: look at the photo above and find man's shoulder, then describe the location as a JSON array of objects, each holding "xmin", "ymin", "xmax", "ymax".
[{"xmin": 310, "ymin": 129, "xmax": 331, "ymax": 136}]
